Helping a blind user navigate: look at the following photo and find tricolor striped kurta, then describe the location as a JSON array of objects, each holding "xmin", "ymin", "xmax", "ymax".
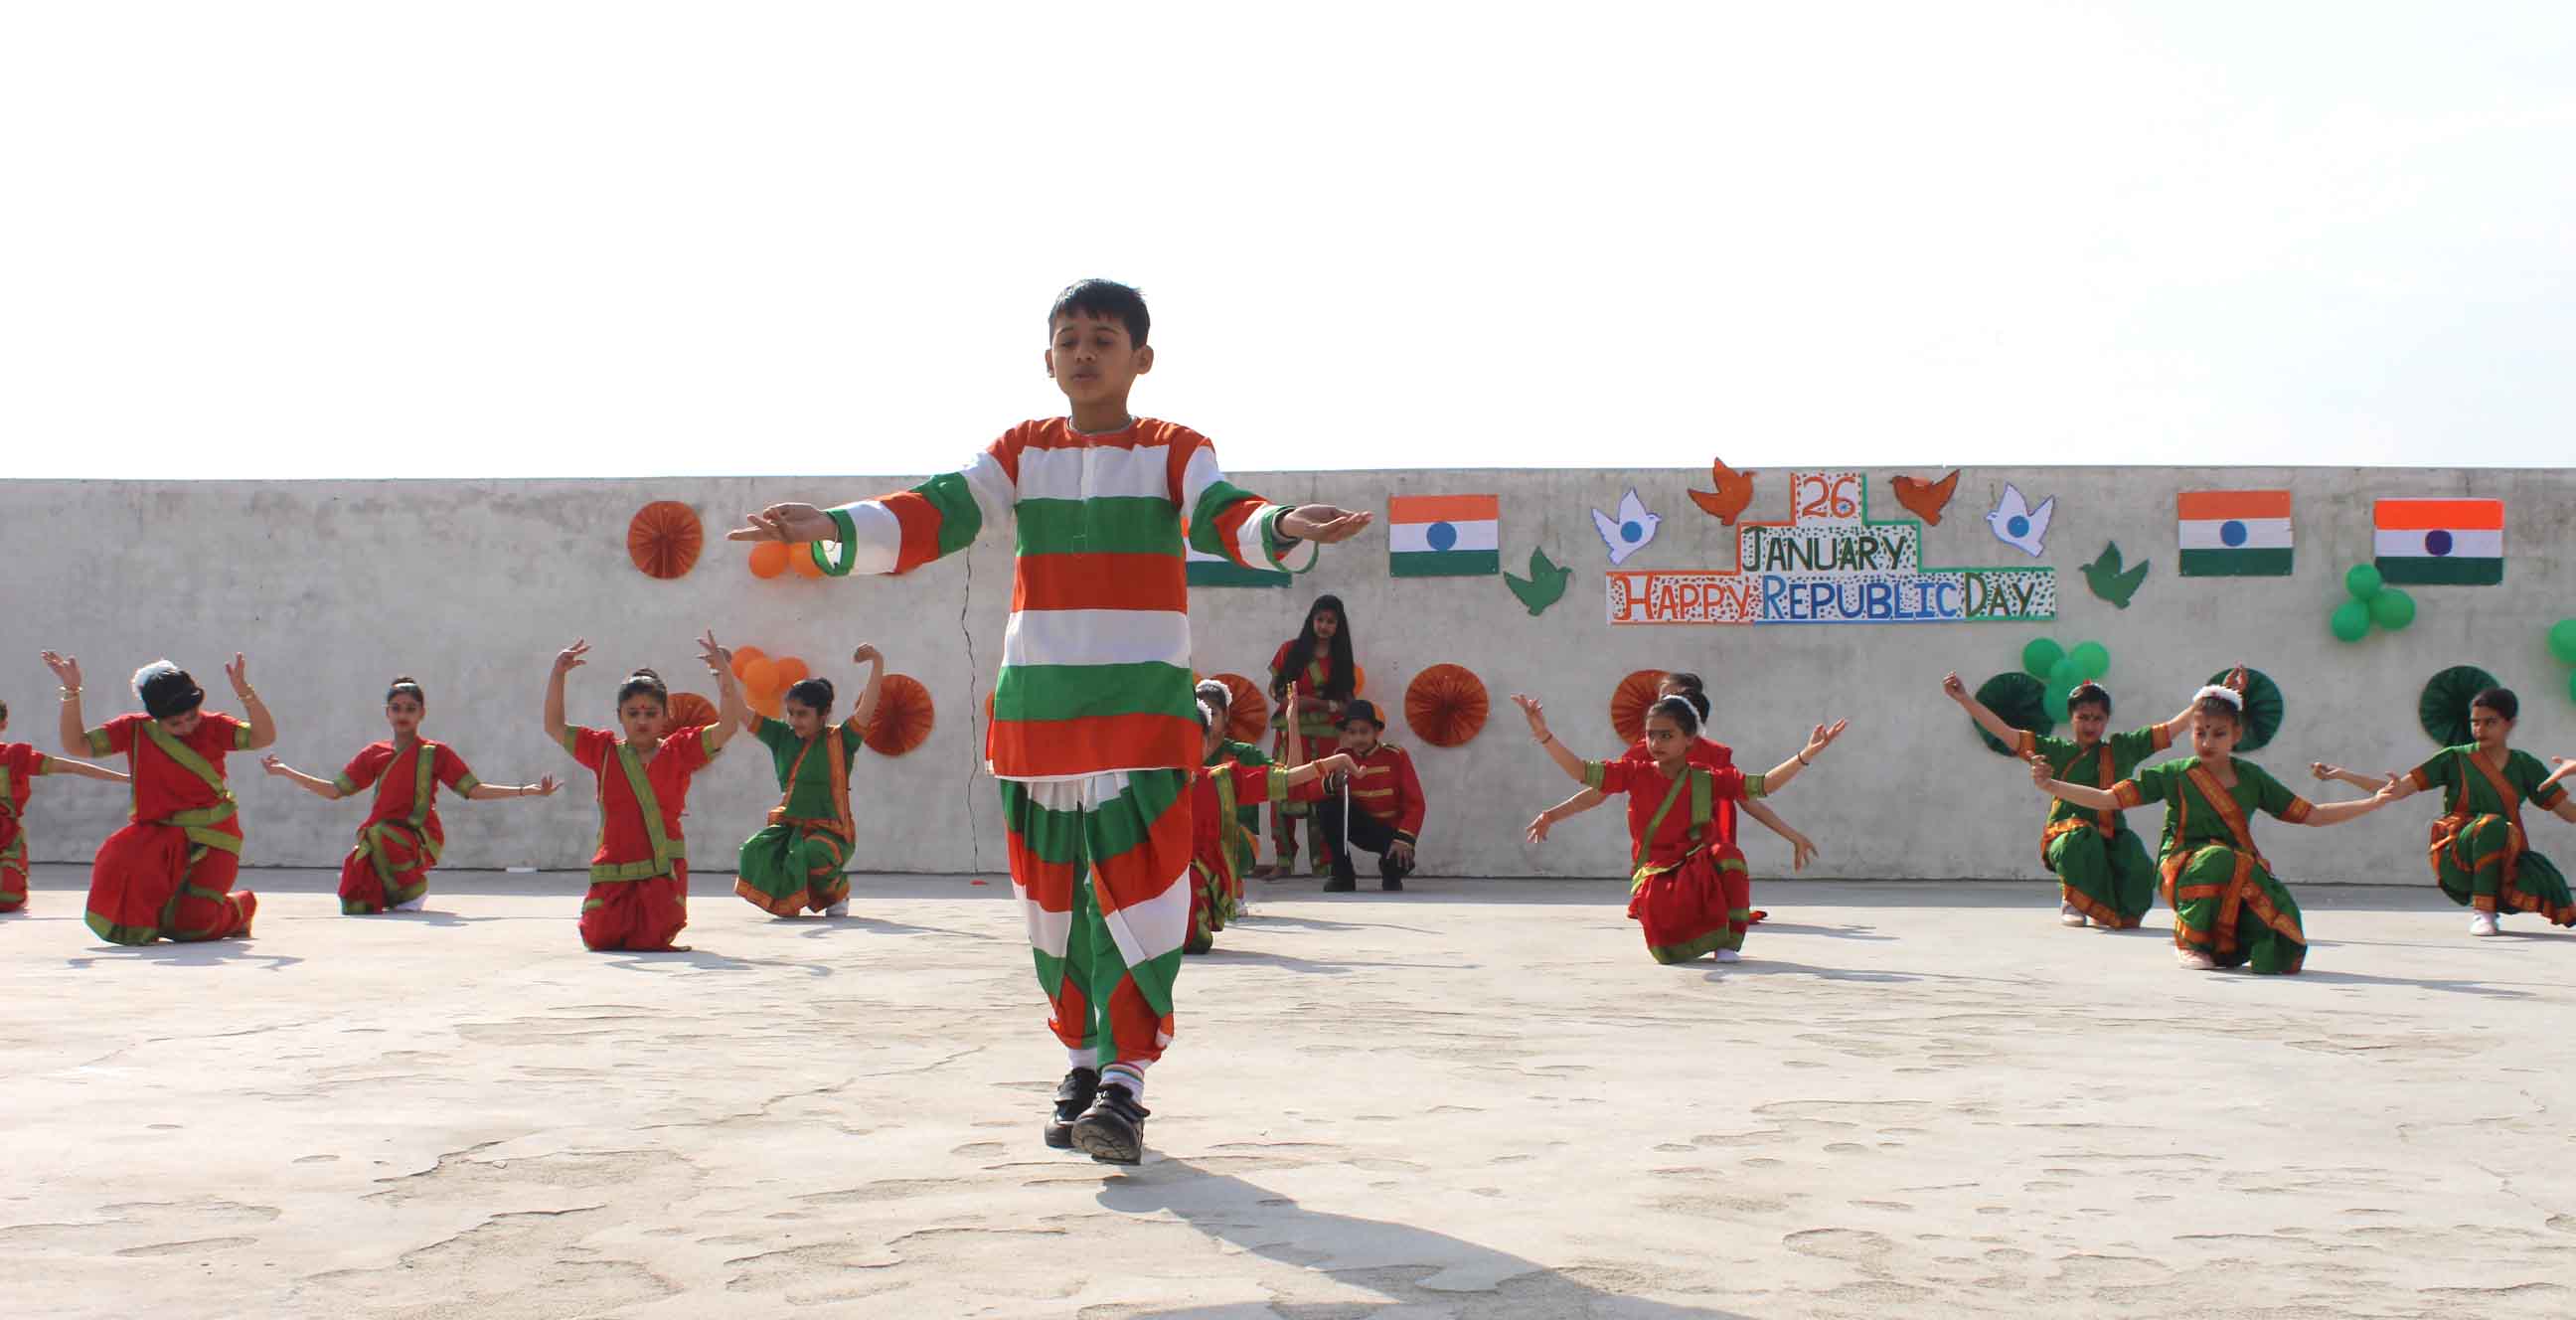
[{"xmin": 815, "ymin": 417, "xmax": 1315, "ymax": 781}]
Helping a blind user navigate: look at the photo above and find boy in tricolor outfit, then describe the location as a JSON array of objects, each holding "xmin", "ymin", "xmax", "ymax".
[
  {"xmin": 1, "ymin": 695, "xmax": 132, "ymax": 912},
  {"xmin": 1312, "ymin": 699, "xmax": 1426, "ymax": 892},
  {"xmin": 727, "ymin": 279, "xmax": 1368, "ymax": 1164}
]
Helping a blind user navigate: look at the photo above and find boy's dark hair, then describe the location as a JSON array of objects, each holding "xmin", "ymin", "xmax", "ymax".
[
  {"xmin": 785, "ymin": 677, "xmax": 837, "ymax": 713},
  {"xmin": 386, "ymin": 676, "xmax": 426, "ymax": 707},
  {"xmin": 0, "ymin": 697, "xmax": 9, "ymax": 725},
  {"xmin": 1647, "ymin": 695, "xmax": 1702, "ymax": 739},
  {"xmin": 1049, "ymin": 279, "xmax": 1149, "ymax": 347},
  {"xmin": 2067, "ymin": 682, "xmax": 2112, "ymax": 716},
  {"xmin": 1275, "ymin": 595, "xmax": 1356, "ymax": 704},
  {"xmin": 617, "ymin": 669, "xmax": 670, "ymax": 711},
  {"xmin": 2472, "ymin": 687, "xmax": 2519, "ymax": 723}
]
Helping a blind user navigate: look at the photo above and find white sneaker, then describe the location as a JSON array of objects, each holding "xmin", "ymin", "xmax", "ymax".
[
  {"xmin": 823, "ymin": 901, "xmax": 849, "ymax": 917},
  {"xmin": 391, "ymin": 896, "xmax": 424, "ymax": 912},
  {"xmin": 1713, "ymin": 948, "xmax": 1741, "ymax": 963},
  {"xmin": 2059, "ymin": 904, "xmax": 2089, "ymax": 927},
  {"xmin": 2174, "ymin": 947, "xmax": 2218, "ymax": 970},
  {"xmin": 2469, "ymin": 910, "xmax": 2499, "ymax": 937}
]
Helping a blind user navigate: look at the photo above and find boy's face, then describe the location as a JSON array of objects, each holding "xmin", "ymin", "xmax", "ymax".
[
  {"xmin": 1046, "ymin": 311, "xmax": 1151, "ymax": 411},
  {"xmin": 1339, "ymin": 721, "xmax": 1379, "ymax": 755}
]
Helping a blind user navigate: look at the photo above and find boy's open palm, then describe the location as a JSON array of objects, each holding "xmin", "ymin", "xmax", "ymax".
[
  {"xmin": 1278, "ymin": 505, "xmax": 1372, "ymax": 545},
  {"xmin": 730, "ymin": 504, "xmax": 836, "ymax": 544}
]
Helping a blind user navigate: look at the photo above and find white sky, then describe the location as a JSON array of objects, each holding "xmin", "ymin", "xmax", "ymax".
[{"xmin": 4, "ymin": 3, "xmax": 2571, "ymax": 480}]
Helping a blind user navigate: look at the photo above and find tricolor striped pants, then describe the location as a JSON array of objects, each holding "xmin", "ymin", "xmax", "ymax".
[{"xmin": 1002, "ymin": 770, "xmax": 1194, "ymax": 1068}]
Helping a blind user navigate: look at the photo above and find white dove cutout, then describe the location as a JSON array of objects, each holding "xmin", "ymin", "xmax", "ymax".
[
  {"xmin": 1591, "ymin": 488, "xmax": 1662, "ymax": 566},
  {"xmin": 1984, "ymin": 482, "xmax": 2054, "ymax": 558}
]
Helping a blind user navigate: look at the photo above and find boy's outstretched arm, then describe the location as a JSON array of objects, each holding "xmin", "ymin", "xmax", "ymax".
[{"xmin": 729, "ymin": 435, "xmax": 1023, "ymax": 578}]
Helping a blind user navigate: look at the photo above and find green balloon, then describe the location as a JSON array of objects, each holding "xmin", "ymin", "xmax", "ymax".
[
  {"xmin": 2069, "ymin": 641, "xmax": 2111, "ymax": 681},
  {"xmin": 2369, "ymin": 587, "xmax": 2416, "ymax": 630},
  {"xmin": 2569, "ymin": 668, "xmax": 2576, "ymax": 705},
  {"xmin": 2344, "ymin": 564, "xmax": 2383, "ymax": 600},
  {"xmin": 2041, "ymin": 682, "xmax": 2071, "ymax": 723},
  {"xmin": 2021, "ymin": 638, "xmax": 2066, "ymax": 681},
  {"xmin": 2550, "ymin": 618, "xmax": 2576, "ymax": 666},
  {"xmin": 2330, "ymin": 598, "xmax": 2371, "ymax": 642}
]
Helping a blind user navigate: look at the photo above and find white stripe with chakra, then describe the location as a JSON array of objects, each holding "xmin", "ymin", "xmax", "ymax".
[
  {"xmin": 2372, "ymin": 528, "xmax": 2501, "ymax": 558},
  {"xmin": 1389, "ymin": 519, "xmax": 1500, "ymax": 554},
  {"xmin": 2177, "ymin": 517, "xmax": 2291, "ymax": 550}
]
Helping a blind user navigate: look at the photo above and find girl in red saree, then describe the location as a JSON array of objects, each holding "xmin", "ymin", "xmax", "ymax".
[
  {"xmin": 1517, "ymin": 691, "xmax": 1845, "ymax": 964},
  {"xmin": 544, "ymin": 633, "xmax": 747, "ymax": 951},
  {"xmin": 1, "ymin": 696, "xmax": 130, "ymax": 913},
  {"xmin": 263, "ymin": 677, "xmax": 561, "ymax": 914},
  {"xmin": 44, "ymin": 651, "xmax": 277, "ymax": 945}
]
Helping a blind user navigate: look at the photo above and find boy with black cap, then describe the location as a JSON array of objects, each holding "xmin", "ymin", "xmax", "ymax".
[{"xmin": 1314, "ymin": 698, "xmax": 1425, "ymax": 892}]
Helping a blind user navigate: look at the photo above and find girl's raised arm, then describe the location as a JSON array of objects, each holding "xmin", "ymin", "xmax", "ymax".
[
  {"xmin": 1510, "ymin": 694, "xmax": 1589, "ymax": 784},
  {"xmin": 700, "ymin": 631, "xmax": 747, "ymax": 751},
  {"xmin": 543, "ymin": 639, "xmax": 586, "ymax": 749}
]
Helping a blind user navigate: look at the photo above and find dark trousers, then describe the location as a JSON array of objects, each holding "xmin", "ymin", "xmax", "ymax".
[{"xmin": 1314, "ymin": 793, "xmax": 1415, "ymax": 884}]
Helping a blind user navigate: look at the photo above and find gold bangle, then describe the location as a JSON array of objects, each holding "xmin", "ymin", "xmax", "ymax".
[{"xmin": 60, "ymin": 687, "xmax": 80, "ymax": 698}]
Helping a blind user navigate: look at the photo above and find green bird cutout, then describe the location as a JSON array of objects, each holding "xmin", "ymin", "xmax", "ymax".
[
  {"xmin": 2081, "ymin": 541, "xmax": 2149, "ymax": 609},
  {"xmin": 1504, "ymin": 547, "xmax": 1572, "ymax": 615}
]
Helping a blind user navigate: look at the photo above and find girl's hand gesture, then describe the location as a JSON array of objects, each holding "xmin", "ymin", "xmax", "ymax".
[
  {"xmin": 1940, "ymin": 672, "xmax": 1969, "ymax": 703},
  {"xmin": 224, "ymin": 653, "xmax": 250, "ymax": 695},
  {"xmin": 1314, "ymin": 752, "xmax": 1358, "ymax": 778},
  {"xmin": 1510, "ymin": 693, "xmax": 1551, "ymax": 743},
  {"xmin": 553, "ymin": 640, "xmax": 589, "ymax": 676},
  {"xmin": 2309, "ymin": 761, "xmax": 2335, "ymax": 781},
  {"xmin": 2544, "ymin": 756, "xmax": 2576, "ymax": 792},
  {"xmin": 41, "ymin": 651, "xmax": 82, "ymax": 690},
  {"xmin": 728, "ymin": 504, "xmax": 836, "ymax": 545},
  {"xmin": 851, "ymin": 643, "xmax": 882, "ymax": 666},
  {"xmin": 259, "ymin": 753, "xmax": 289, "ymax": 777},
  {"xmin": 1801, "ymin": 720, "xmax": 1849, "ymax": 761},
  {"xmin": 1526, "ymin": 811, "xmax": 1553, "ymax": 844},
  {"xmin": 532, "ymin": 773, "xmax": 562, "ymax": 797},
  {"xmin": 2027, "ymin": 753, "xmax": 2054, "ymax": 788},
  {"xmin": 696, "ymin": 629, "xmax": 729, "ymax": 675},
  {"xmin": 1786, "ymin": 831, "xmax": 1819, "ymax": 872}
]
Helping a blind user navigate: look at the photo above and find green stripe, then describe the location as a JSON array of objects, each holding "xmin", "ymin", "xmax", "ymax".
[
  {"xmin": 1186, "ymin": 482, "xmax": 1260, "ymax": 558},
  {"xmin": 1124, "ymin": 945, "xmax": 1184, "ymax": 1016},
  {"xmin": 819, "ymin": 509, "xmax": 859, "ymax": 578},
  {"xmin": 911, "ymin": 470, "xmax": 986, "ymax": 560},
  {"xmin": 1016, "ymin": 497, "xmax": 1181, "ymax": 558},
  {"xmin": 2377, "ymin": 556, "xmax": 2501, "ymax": 585},
  {"xmin": 1388, "ymin": 549, "xmax": 1501, "ymax": 578},
  {"xmin": 994, "ymin": 662, "xmax": 1194, "ymax": 724},
  {"xmin": 1186, "ymin": 558, "xmax": 1290, "ymax": 587},
  {"xmin": 2178, "ymin": 548, "xmax": 2294, "ymax": 577},
  {"xmin": 999, "ymin": 769, "xmax": 1187, "ymax": 867}
]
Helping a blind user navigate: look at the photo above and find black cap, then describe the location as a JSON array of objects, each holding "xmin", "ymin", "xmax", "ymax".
[{"xmin": 1339, "ymin": 699, "xmax": 1385, "ymax": 730}]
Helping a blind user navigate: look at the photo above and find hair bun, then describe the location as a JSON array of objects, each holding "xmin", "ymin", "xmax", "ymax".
[
  {"xmin": 631, "ymin": 667, "xmax": 663, "ymax": 681},
  {"xmin": 391, "ymin": 675, "xmax": 418, "ymax": 686}
]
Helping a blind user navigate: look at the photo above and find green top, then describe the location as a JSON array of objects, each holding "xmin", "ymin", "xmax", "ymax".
[
  {"xmin": 755, "ymin": 715, "xmax": 865, "ymax": 820},
  {"xmin": 2116, "ymin": 756, "xmax": 2313, "ymax": 859},
  {"xmin": 1207, "ymin": 738, "xmax": 1272, "ymax": 769},
  {"xmin": 2026, "ymin": 724, "xmax": 2168, "ymax": 835},
  {"xmin": 2410, "ymin": 744, "xmax": 2567, "ymax": 819}
]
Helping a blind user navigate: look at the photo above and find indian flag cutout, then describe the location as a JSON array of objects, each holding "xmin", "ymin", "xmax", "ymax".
[
  {"xmin": 1182, "ymin": 519, "xmax": 1289, "ymax": 587},
  {"xmin": 2374, "ymin": 498, "xmax": 2504, "ymax": 585},
  {"xmin": 2176, "ymin": 490, "xmax": 2294, "ymax": 577},
  {"xmin": 1387, "ymin": 494, "xmax": 1501, "ymax": 578}
]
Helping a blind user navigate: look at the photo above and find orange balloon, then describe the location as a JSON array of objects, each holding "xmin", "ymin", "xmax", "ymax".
[
  {"xmin": 774, "ymin": 656, "xmax": 811, "ymax": 687},
  {"xmin": 747, "ymin": 541, "xmax": 789, "ymax": 579},
  {"xmin": 729, "ymin": 645, "xmax": 767, "ymax": 679},
  {"xmin": 789, "ymin": 544, "xmax": 826, "ymax": 578},
  {"xmin": 750, "ymin": 688, "xmax": 783, "ymax": 719},
  {"xmin": 740, "ymin": 656, "xmax": 781, "ymax": 696}
]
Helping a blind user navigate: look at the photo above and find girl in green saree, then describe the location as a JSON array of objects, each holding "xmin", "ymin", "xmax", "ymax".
[
  {"xmin": 2317, "ymin": 686, "xmax": 2576, "ymax": 937},
  {"xmin": 2030, "ymin": 671, "xmax": 2398, "ymax": 973}
]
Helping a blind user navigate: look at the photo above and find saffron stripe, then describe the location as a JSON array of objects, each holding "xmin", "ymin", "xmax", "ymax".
[
  {"xmin": 2373, "ymin": 498, "xmax": 2503, "ymax": 531},
  {"xmin": 1388, "ymin": 494, "xmax": 1502, "ymax": 523},
  {"xmin": 2175, "ymin": 490, "xmax": 2292, "ymax": 520}
]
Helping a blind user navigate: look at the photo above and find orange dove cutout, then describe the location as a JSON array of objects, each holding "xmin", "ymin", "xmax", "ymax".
[
  {"xmin": 1687, "ymin": 458, "xmax": 1756, "ymax": 526},
  {"xmin": 1890, "ymin": 468, "xmax": 1961, "ymax": 525}
]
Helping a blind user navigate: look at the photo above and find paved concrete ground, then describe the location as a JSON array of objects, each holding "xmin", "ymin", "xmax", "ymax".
[{"xmin": 2, "ymin": 866, "xmax": 2571, "ymax": 1319}]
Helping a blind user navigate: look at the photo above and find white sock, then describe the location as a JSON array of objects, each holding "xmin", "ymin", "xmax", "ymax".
[
  {"xmin": 1069, "ymin": 1047, "xmax": 1098, "ymax": 1072},
  {"xmin": 1101, "ymin": 1063, "xmax": 1146, "ymax": 1099}
]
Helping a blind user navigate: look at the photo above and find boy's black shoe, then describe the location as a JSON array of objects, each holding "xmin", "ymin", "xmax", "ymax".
[
  {"xmin": 1380, "ymin": 877, "xmax": 1404, "ymax": 892},
  {"xmin": 1070, "ymin": 1081, "xmax": 1150, "ymax": 1165},
  {"xmin": 1045, "ymin": 1068, "xmax": 1098, "ymax": 1149},
  {"xmin": 1322, "ymin": 871, "xmax": 1357, "ymax": 893}
]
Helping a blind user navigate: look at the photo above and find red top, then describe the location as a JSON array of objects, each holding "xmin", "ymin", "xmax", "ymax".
[
  {"xmin": 338, "ymin": 740, "xmax": 480, "ymax": 833},
  {"xmin": 1615, "ymin": 736, "xmax": 1737, "ymax": 844},
  {"xmin": 1586, "ymin": 755, "xmax": 1757, "ymax": 870},
  {"xmin": 565, "ymin": 725, "xmax": 718, "ymax": 875},
  {"xmin": 0, "ymin": 742, "xmax": 52, "ymax": 847},
  {"xmin": 1193, "ymin": 759, "xmax": 1323, "ymax": 861},
  {"xmin": 1268, "ymin": 640, "xmax": 1353, "ymax": 740},
  {"xmin": 88, "ymin": 712, "xmax": 248, "ymax": 828},
  {"xmin": 1343, "ymin": 743, "xmax": 1427, "ymax": 844}
]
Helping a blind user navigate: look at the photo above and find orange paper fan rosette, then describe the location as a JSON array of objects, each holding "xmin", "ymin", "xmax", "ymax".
[
  {"xmin": 666, "ymin": 692, "xmax": 718, "ymax": 732},
  {"xmin": 861, "ymin": 674, "xmax": 936, "ymax": 756},
  {"xmin": 1209, "ymin": 672, "xmax": 1268, "ymax": 742},
  {"xmin": 1404, "ymin": 664, "xmax": 1489, "ymax": 748},
  {"xmin": 1609, "ymin": 669, "xmax": 1665, "ymax": 744},
  {"xmin": 627, "ymin": 501, "xmax": 703, "ymax": 579}
]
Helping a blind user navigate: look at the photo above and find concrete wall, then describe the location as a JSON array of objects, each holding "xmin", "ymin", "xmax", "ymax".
[{"xmin": 4, "ymin": 466, "xmax": 2567, "ymax": 884}]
